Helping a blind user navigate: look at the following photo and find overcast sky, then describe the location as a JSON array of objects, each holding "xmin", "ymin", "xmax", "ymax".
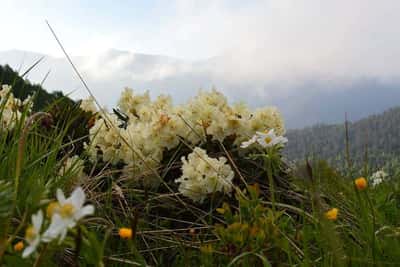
[
  {"xmin": 2, "ymin": 1, "xmax": 400, "ymax": 127},
  {"xmin": 3, "ymin": 1, "xmax": 400, "ymax": 68}
]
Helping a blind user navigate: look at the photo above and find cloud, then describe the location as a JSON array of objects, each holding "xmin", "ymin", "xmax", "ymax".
[
  {"xmin": 158, "ymin": 0, "xmax": 400, "ymax": 82},
  {"xmin": 3, "ymin": 0, "xmax": 400, "ymax": 81},
  {"xmin": 2, "ymin": 48, "xmax": 400, "ymax": 130}
]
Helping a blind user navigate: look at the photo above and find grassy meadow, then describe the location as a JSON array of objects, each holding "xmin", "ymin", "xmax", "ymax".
[{"xmin": 0, "ymin": 71, "xmax": 400, "ymax": 267}]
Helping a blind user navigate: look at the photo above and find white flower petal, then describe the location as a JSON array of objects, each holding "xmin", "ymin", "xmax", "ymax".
[
  {"xmin": 32, "ymin": 210, "xmax": 43, "ymax": 231},
  {"xmin": 22, "ymin": 245, "xmax": 35, "ymax": 258},
  {"xmin": 67, "ymin": 220, "xmax": 77, "ymax": 229},
  {"xmin": 42, "ymin": 214, "xmax": 67, "ymax": 242},
  {"xmin": 74, "ymin": 205, "xmax": 94, "ymax": 221},
  {"xmin": 31, "ymin": 238, "xmax": 40, "ymax": 249},
  {"xmin": 70, "ymin": 187, "xmax": 85, "ymax": 209},
  {"xmin": 274, "ymin": 136, "xmax": 288, "ymax": 145},
  {"xmin": 240, "ymin": 135, "xmax": 257, "ymax": 148},
  {"xmin": 56, "ymin": 188, "xmax": 66, "ymax": 204},
  {"xmin": 23, "ymin": 236, "xmax": 41, "ymax": 257},
  {"xmin": 58, "ymin": 228, "xmax": 68, "ymax": 244}
]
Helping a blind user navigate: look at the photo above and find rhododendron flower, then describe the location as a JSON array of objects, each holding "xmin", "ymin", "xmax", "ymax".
[
  {"xmin": 86, "ymin": 88, "xmax": 285, "ymax": 180},
  {"xmin": 175, "ymin": 147, "xmax": 234, "ymax": 203},
  {"xmin": 80, "ymin": 96, "xmax": 97, "ymax": 113},
  {"xmin": 0, "ymin": 84, "xmax": 32, "ymax": 130}
]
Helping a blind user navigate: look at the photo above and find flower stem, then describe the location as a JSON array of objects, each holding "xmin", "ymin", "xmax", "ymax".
[
  {"xmin": 265, "ymin": 151, "xmax": 276, "ymax": 212},
  {"xmin": 33, "ymin": 243, "xmax": 49, "ymax": 267},
  {"xmin": 365, "ymin": 192, "xmax": 376, "ymax": 265}
]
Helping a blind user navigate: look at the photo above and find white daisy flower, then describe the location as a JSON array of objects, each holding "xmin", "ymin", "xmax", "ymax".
[
  {"xmin": 370, "ymin": 170, "xmax": 388, "ymax": 187},
  {"xmin": 240, "ymin": 135, "xmax": 258, "ymax": 148},
  {"xmin": 241, "ymin": 129, "xmax": 288, "ymax": 148},
  {"xmin": 42, "ymin": 187, "xmax": 94, "ymax": 243},
  {"xmin": 22, "ymin": 210, "xmax": 43, "ymax": 258}
]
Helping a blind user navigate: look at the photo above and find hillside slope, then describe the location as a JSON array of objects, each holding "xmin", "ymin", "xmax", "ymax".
[
  {"xmin": 0, "ymin": 64, "xmax": 92, "ymax": 155},
  {"xmin": 285, "ymin": 107, "xmax": 400, "ymax": 169},
  {"xmin": 0, "ymin": 64, "xmax": 72, "ymax": 111}
]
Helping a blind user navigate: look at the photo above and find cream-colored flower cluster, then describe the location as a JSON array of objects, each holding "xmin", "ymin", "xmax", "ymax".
[
  {"xmin": 0, "ymin": 84, "xmax": 32, "ymax": 130},
  {"xmin": 85, "ymin": 88, "xmax": 285, "ymax": 176},
  {"xmin": 79, "ymin": 96, "xmax": 98, "ymax": 113},
  {"xmin": 86, "ymin": 114, "xmax": 123, "ymax": 164},
  {"xmin": 175, "ymin": 147, "xmax": 234, "ymax": 203}
]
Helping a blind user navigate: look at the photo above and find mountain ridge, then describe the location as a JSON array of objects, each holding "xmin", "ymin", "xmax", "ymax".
[
  {"xmin": 285, "ymin": 105, "xmax": 400, "ymax": 169},
  {"xmin": 1, "ymin": 49, "xmax": 400, "ymax": 128}
]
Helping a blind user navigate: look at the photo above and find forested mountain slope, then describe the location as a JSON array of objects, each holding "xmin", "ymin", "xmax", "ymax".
[
  {"xmin": 285, "ymin": 107, "xmax": 400, "ymax": 169},
  {"xmin": 0, "ymin": 64, "xmax": 73, "ymax": 111}
]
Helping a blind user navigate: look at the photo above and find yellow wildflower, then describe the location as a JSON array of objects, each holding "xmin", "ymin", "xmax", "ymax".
[
  {"xmin": 325, "ymin": 208, "xmax": 339, "ymax": 221},
  {"xmin": 14, "ymin": 241, "xmax": 24, "ymax": 252},
  {"xmin": 355, "ymin": 177, "xmax": 368, "ymax": 191},
  {"xmin": 119, "ymin": 228, "xmax": 133, "ymax": 239}
]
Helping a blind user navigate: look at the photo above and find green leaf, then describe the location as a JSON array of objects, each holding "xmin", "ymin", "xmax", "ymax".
[{"xmin": 0, "ymin": 181, "xmax": 13, "ymax": 219}]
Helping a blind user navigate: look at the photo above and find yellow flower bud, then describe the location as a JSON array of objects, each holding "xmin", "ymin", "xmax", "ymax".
[
  {"xmin": 14, "ymin": 241, "xmax": 24, "ymax": 252},
  {"xmin": 355, "ymin": 177, "xmax": 368, "ymax": 191},
  {"xmin": 325, "ymin": 208, "xmax": 338, "ymax": 221},
  {"xmin": 119, "ymin": 227, "xmax": 133, "ymax": 239}
]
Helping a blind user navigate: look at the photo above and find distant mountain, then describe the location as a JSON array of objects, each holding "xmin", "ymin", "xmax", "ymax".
[
  {"xmin": 0, "ymin": 64, "xmax": 92, "ymax": 154},
  {"xmin": 285, "ymin": 106, "xmax": 400, "ymax": 169},
  {"xmin": 0, "ymin": 64, "xmax": 71, "ymax": 111},
  {"xmin": 1, "ymin": 49, "xmax": 400, "ymax": 128}
]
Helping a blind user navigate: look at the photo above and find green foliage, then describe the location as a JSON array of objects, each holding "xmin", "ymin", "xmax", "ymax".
[
  {"xmin": 45, "ymin": 97, "xmax": 92, "ymax": 155},
  {"xmin": 205, "ymin": 186, "xmax": 295, "ymax": 266},
  {"xmin": 0, "ymin": 64, "xmax": 92, "ymax": 158},
  {"xmin": 0, "ymin": 181, "xmax": 13, "ymax": 237},
  {"xmin": 0, "ymin": 64, "xmax": 64, "ymax": 111}
]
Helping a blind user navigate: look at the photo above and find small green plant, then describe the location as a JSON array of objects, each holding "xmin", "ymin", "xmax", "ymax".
[{"xmin": 198, "ymin": 184, "xmax": 298, "ymax": 266}]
